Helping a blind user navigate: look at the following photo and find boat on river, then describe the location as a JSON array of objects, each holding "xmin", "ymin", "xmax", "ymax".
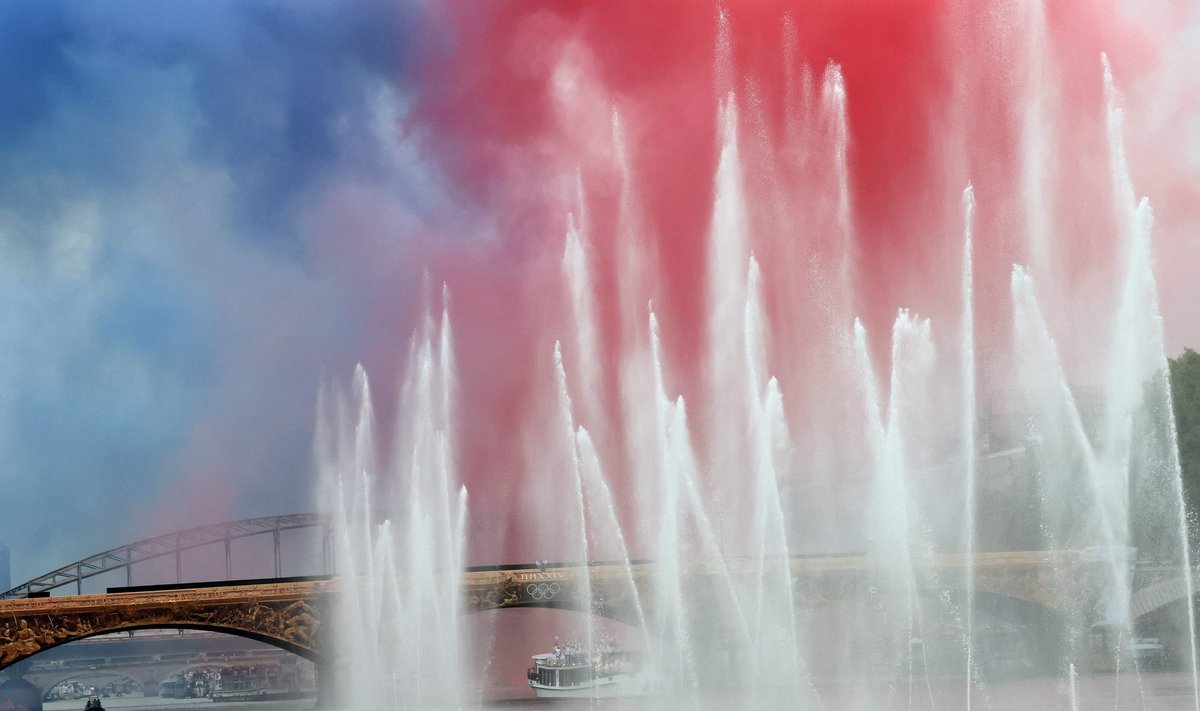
[{"xmin": 527, "ymin": 647, "xmax": 664, "ymax": 698}]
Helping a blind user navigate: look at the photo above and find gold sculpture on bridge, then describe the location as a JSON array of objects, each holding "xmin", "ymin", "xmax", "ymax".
[
  {"xmin": 469, "ymin": 571, "xmax": 520, "ymax": 611},
  {"xmin": 0, "ymin": 618, "xmax": 93, "ymax": 666},
  {"xmin": 0, "ymin": 582, "xmax": 330, "ymax": 673}
]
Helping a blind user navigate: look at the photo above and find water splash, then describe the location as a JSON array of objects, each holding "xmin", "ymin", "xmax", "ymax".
[
  {"xmin": 531, "ymin": 36, "xmax": 1193, "ymax": 707},
  {"xmin": 318, "ymin": 9, "xmax": 1196, "ymax": 711},
  {"xmin": 320, "ymin": 293, "xmax": 469, "ymax": 710}
]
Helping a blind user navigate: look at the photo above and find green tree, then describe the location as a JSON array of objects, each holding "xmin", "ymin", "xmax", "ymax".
[
  {"xmin": 1131, "ymin": 348, "xmax": 1200, "ymax": 558},
  {"xmin": 1170, "ymin": 348, "xmax": 1200, "ymax": 518}
]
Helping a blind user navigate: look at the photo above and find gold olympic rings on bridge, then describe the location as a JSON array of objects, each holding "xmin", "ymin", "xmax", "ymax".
[{"xmin": 526, "ymin": 582, "xmax": 560, "ymax": 601}]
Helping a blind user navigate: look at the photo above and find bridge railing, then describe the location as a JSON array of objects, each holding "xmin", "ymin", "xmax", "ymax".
[{"xmin": 2, "ymin": 514, "xmax": 328, "ymax": 599}]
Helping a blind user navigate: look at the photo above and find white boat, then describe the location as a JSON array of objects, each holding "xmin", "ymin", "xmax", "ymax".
[
  {"xmin": 527, "ymin": 649, "xmax": 664, "ymax": 698},
  {"xmin": 1131, "ymin": 637, "xmax": 1166, "ymax": 667}
]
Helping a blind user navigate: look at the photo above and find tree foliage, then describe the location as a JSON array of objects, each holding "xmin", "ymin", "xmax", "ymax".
[{"xmin": 1170, "ymin": 348, "xmax": 1200, "ymax": 518}]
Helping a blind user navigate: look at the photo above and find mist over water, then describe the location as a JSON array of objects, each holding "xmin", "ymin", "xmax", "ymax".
[{"xmin": 319, "ymin": 6, "xmax": 1199, "ymax": 710}]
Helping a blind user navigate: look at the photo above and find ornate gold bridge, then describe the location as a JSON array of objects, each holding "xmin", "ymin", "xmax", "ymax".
[
  {"xmin": 0, "ymin": 580, "xmax": 331, "ymax": 671},
  {"xmin": 0, "ymin": 549, "xmax": 1179, "ymax": 676},
  {"xmin": 463, "ymin": 550, "xmax": 1100, "ymax": 622}
]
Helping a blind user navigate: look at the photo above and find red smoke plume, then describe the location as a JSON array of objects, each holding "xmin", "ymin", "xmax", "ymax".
[{"xmin": 404, "ymin": 0, "xmax": 1198, "ymax": 563}]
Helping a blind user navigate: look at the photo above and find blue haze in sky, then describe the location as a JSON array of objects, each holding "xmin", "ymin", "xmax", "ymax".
[{"xmin": 0, "ymin": 0, "xmax": 458, "ymax": 585}]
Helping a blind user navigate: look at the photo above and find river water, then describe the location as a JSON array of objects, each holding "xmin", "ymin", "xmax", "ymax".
[
  {"xmin": 42, "ymin": 671, "xmax": 1200, "ymax": 710},
  {"xmin": 43, "ymin": 699, "xmax": 304, "ymax": 711},
  {"xmin": 486, "ymin": 671, "xmax": 1200, "ymax": 709}
]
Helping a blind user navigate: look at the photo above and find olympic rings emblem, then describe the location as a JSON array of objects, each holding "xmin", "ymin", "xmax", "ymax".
[{"xmin": 526, "ymin": 582, "xmax": 561, "ymax": 600}]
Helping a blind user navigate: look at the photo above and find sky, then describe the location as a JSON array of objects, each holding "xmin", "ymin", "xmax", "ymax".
[
  {"xmin": 2, "ymin": 0, "xmax": 1200, "ymax": 587},
  {"xmin": 0, "ymin": 0, "xmax": 455, "ymax": 583}
]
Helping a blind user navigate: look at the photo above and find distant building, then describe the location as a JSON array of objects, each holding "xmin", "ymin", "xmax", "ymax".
[{"xmin": 0, "ymin": 544, "xmax": 9, "ymax": 592}]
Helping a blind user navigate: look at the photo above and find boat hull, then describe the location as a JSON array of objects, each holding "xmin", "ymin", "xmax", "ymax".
[{"xmin": 529, "ymin": 671, "xmax": 664, "ymax": 698}]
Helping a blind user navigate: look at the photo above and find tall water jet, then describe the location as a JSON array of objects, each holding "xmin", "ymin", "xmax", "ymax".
[
  {"xmin": 645, "ymin": 308, "xmax": 695, "ymax": 687},
  {"xmin": 558, "ymin": 169, "xmax": 654, "ymax": 655},
  {"xmin": 1099, "ymin": 53, "xmax": 1199, "ymax": 707},
  {"xmin": 611, "ymin": 108, "xmax": 665, "ymax": 554},
  {"xmin": 821, "ymin": 62, "xmax": 852, "ymax": 289},
  {"xmin": 551, "ymin": 340, "xmax": 597, "ymax": 683},
  {"xmin": 742, "ymin": 255, "xmax": 811, "ymax": 704},
  {"xmin": 320, "ymin": 294, "xmax": 468, "ymax": 710},
  {"xmin": 705, "ymin": 90, "xmax": 752, "ymax": 537},
  {"xmin": 854, "ymin": 311, "xmax": 940, "ymax": 708},
  {"xmin": 534, "ymin": 12, "xmax": 1195, "ymax": 707},
  {"xmin": 961, "ymin": 183, "xmax": 978, "ymax": 709},
  {"xmin": 1015, "ymin": 0, "xmax": 1059, "ymax": 277},
  {"xmin": 562, "ymin": 177, "xmax": 603, "ymax": 432}
]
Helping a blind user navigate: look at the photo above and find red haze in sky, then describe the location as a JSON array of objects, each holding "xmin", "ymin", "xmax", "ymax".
[{"xmin": 399, "ymin": 0, "xmax": 1200, "ymax": 563}]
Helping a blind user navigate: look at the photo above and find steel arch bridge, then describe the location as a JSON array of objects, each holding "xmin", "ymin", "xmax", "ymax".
[
  {"xmin": 7, "ymin": 514, "xmax": 1200, "ymax": 706},
  {"xmin": 1, "ymin": 514, "xmax": 330, "ymax": 599},
  {"xmin": 9, "ymin": 513, "xmax": 1200, "ymax": 635}
]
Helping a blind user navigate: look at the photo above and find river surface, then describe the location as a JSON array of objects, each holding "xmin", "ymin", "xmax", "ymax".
[
  {"xmin": 42, "ymin": 671, "xmax": 1200, "ymax": 710},
  {"xmin": 44, "ymin": 699, "xmax": 306, "ymax": 711},
  {"xmin": 484, "ymin": 672, "xmax": 1200, "ymax": 710}
]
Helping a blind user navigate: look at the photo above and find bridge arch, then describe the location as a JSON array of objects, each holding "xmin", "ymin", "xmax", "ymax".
[
  {"xmin": 1131, "ymin": 571, "xmax": 1200, "ymax": 621},
  {"xmin": 0, "ymin": 582, "xmax": 330, "ymax": 675},
  {"xmin": 22, "ymin": 632, "xmax": 313, "ymax": 703},
  {"xmin": 3, "ymin": 622, "xmax": 325, "ymax": 675},
  {"xmin": 964, "ymin": 576, "xmax": 1072, "ymax": 618}
]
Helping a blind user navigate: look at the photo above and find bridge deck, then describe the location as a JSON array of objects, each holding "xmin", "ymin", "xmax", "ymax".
[
  {"xmin": 7, "ymin": 550, "xmax": 1192, "ymax": 675},
  {"xmin": 0, "ymin": 580, "xmax": 334, "ymax": 619}
]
